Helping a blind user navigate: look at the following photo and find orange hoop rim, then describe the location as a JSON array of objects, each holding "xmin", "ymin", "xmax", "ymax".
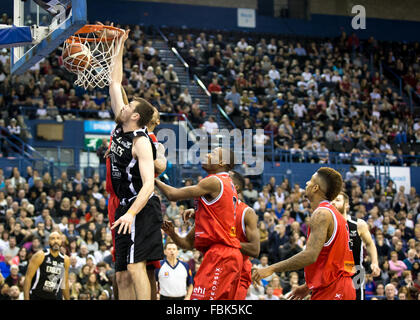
[{"xmin": 66, "ymin": 24, "xmax": 126, "ymax": 43}]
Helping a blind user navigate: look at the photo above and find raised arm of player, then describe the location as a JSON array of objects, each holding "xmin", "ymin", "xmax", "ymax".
[
  {"xmin": 62, "ymin": 256, "xmax": 70, "ymax": 300},
  {"xmin": 23, "ymin": 250, "xmax": 45, "ymax": 300},
  {"xmin": 358, "ymin": 219, "xmax": 380, "ymax": 277},
  {"xmin": 111, "ymin": 136, "xmax": 154, "ymax": 234},
  {"xmin": 121, "ymin": 86, "xmax": 129, "ymax": 105},
  {"xmin": 161, "ymin": 220, "xmax": 195, "ymax": 250},
  {"xmin": 252, "ymin": 209, "xmax": 332, "ymax": 282},
  {"xmin": 155, "ymin": 176, "xmax": 221, "ymax": 202},
  {"xmin": 109, "ymin": 29, "xmax": 130, "ymax": 117},
  {"xmin": 240, "ymin": 208, "xmax": 260, "ymax": 258}
]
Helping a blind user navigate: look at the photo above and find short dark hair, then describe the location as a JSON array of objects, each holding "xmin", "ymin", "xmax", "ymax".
[
  {"xmin": 133, "ymin": 97, "xmax": 155, "ymax": 128},
  {"xmin": 316, "ymin": 167, "xmax": 343, "ymax": 201},
  {"xmin": 230, "ymin": 170, "xmax": 245, "ymax": 193}
]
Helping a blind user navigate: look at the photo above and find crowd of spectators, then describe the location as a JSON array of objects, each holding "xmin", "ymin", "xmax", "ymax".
[
  {"xmin": 376, "ymin": 40, "xmax": 420, "ymax": 105},
  {"xmin": 1, "ymin": 15, "xmax": 420, "ymax": 167},
  {"xmin": 0, "ymin": 162, "xmax": 419, "ymax": 300},
  {"xmin": 0, "ymin": 15, "xmax": 206, "ymax": 158},
  {"xmin": 170, "ymin": 29, "xmax": 420, "ymax": 166}
]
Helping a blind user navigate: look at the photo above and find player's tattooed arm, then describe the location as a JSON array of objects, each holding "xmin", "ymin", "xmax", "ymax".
[
  {"xmin": 252, "ymin": 209, "xmax": 331, "ymax": 281},
  {"xmin": 155, "ymin": 176, "xmax": 220, "ymax": 201},
  {"xmin": 274, "ymin": 209, "xmax": 330, "ymax": 271}
]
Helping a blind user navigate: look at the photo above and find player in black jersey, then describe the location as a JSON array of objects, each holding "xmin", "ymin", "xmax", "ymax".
[
  {"xmin": 23, "ymin": 232, "xmax": 70, "ymax": 300},
  {"xmin": 332, "ymin": 192, "xmax": 380, "ymax": 300},
  {"xmin": 108, "ymin": 28, "xmax": 163, "ymax": 300}
]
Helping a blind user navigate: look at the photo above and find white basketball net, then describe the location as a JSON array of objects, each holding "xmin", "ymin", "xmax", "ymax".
[{"xmin": 62, "ymin": 26, "xmax": 125, "ymax": 89}]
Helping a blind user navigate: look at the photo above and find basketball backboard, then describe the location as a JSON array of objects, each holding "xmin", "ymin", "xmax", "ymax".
[{"xmin": 11, "ymin": 0, "xmax": 87, "ymax": 75}]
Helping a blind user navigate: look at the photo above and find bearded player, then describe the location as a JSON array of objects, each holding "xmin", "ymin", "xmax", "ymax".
[
  {"xmin": 332, "ymin": 191, "xmax": 380, "ymax": 300},
  {"xmin": 106, "ymin": 92, "xmax": 166, "ymax": 300},
  {"xmin": 252, "ymin": 167, "xmax": 356, "ymax": 300}
]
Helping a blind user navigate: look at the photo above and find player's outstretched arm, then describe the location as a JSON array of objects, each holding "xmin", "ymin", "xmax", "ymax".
[
  {"xmin": 112, "ymin": 136, "xmax": 154, "ymax": 234},
  {"xmin": 240, "ymin": 208, "xmax": 260, "ymax": 258},
  {"xmin": 23, "ymin": 251, "xmax": 45, "ymax": 300},
  {"xmin": 252, "ymin": 209, "xmax": 331, "ymax": 282},
  {"xmin": 161, "ymin": 221, "xmax": 195, "ymax": 250},
  {"xmin": 155, "ymin": 176, "xmax": 220, "ymax": 202},
  {"xmin": 109, "ymin": 28, "xmax": 130, "ymax": 117},
  {"xmin": 121, "ymin": 86, "xmax": 129, "ymax": 105},
  {"xmin": 358, "ymin": 219, "xmax": 380, "ymax": 276}
]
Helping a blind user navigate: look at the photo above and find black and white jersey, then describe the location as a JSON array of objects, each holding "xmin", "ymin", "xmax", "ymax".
[
  {"xmin": 30, "ymin": 250, "xmax": 65, "ymax": 300},
  {"xmin": 348, "ymin": 217, "xmax": 362, "ymax": 267},
  {"xmin": 348, "ymin": 216, "xmax": 364, "ymax": 300},
  {"xmin": 109, "ymin": 124, "xmax": 156, "ymax": 202}
]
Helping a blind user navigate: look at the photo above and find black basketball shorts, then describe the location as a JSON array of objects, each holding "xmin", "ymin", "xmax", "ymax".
[{"xmin": 114, "ymin": 195, "xmax": 164, "ymax": 272}]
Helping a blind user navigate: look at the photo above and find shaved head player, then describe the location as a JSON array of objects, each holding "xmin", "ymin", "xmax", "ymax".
[
  {"xmin": 161, "ymin": 170, "xmax": 260, "ymax": 300},
  {"xmin": 156, "ymin": 148, "xmax": 243, "ymax": 300},
  {"xmin": 23, "ymin": 232, "xmax": 70, "ymax": 300}
]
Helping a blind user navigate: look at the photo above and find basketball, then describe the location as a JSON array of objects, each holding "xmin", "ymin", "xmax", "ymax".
[{"xmin": 62, "ymin": 42, "xmax": 91, "ymax": 73}]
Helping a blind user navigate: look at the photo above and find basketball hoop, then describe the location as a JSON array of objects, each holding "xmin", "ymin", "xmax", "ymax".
[{"xmin": 62, "ymin": 24, "xmax": 125, "ymax": 89}]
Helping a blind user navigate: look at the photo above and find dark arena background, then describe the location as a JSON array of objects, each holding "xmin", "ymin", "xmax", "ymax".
[{"xmin": 0, "ymin": 0, "xmax": 419, "ymax": 311}]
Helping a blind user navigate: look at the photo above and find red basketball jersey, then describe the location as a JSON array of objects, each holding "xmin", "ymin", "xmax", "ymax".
[
  {"xmin": 194, "ymin": 172, "xmax": 241, "ymax": 252},
  {"xmin": 304, "ymin": 201, "xmax": 355, "ymax": 291}
]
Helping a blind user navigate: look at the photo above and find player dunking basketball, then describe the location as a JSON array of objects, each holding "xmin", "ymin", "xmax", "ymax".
[
  {"xmin": 160, "ymin": 170, "xmax": 260, "ymax": 300},
  {"xmin": 108, "ymin": 28, "xmax": 164, "ymax": 300},
  {"xmin": 252, "ymin": 167, "xmax": 356, "ymax": 300},
  {"xmin": 105, "ymin": 102, "xmax": 166, "ymax": 300},
  {"xmin": 155, "ymin": 148, "xmax": 243, "ymax": 300}
]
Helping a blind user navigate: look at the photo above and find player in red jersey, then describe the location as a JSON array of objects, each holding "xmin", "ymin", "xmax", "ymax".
[
  {"xmin": 155, "ymin": 148, "xmax": 243, "ymax": 300},
  {"xmin": 229, "ymin": 171, "xmax": 260, "ymax": 300},
  {"xmin": 161, "ymin": 170, "xmax": 260, "ymax": 300},
  {"xmin": 252, "ymin": 167, "xmax": 356, "ymax": 300}
]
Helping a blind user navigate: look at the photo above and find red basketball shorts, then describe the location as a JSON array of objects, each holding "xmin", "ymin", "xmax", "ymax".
[
  {"xmin": 191, "ymin": 244, "xmax": 243, "ymax": 300},
  {"xmin": 234, "ymin": 257, "xmax": 252, "ymax": 300}
]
